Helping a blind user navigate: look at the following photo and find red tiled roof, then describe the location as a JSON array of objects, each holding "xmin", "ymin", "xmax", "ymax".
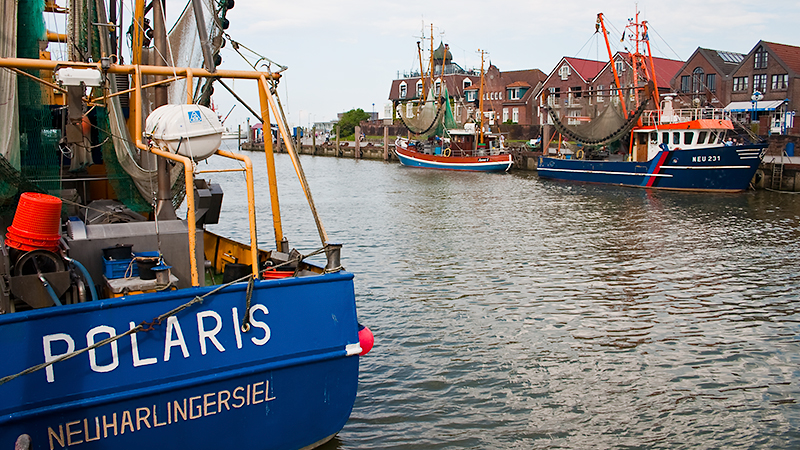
[
  {"xmin": 764, "ymin": 41, "xmax": 800, "ymax": 76},
  {"xmin": 563, "ymin": 57, "xmax": 606, "ymax": 81},
  {"xmin": 618, "ymin": 52, "xmax": 684, "ymax": 88}
]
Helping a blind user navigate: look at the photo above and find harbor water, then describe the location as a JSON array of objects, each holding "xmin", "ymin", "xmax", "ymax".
[{"xmin": 210, "ymin": 142, "xmax": 800, "ymax": 449}]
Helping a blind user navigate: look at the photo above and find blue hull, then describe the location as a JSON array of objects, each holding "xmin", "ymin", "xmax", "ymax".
[
  {"xmin": 537, "ymin": 144, "xmax": 766, "ymax": 192},
  {"xmin": 0, "ymin": 273, "xmax": 360, "ymax": 450}
]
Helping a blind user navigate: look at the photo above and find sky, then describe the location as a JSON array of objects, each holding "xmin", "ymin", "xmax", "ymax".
[{"xmin": 51, "ymin": 0, "xmax": 800, "ymax": 131}]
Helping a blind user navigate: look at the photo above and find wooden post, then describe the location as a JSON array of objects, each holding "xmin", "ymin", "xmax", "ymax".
[
  {"xmin": 383, "ymin": 126, "xmax": 389, "ymax": 161},
  {"xmin": 312, "ymin": 126, "xmax": 316, "ymax": 155},
  {"xmin": 355, "ymin": 125, "xmax": 361, "ymax": 159},
  {"xmin": 335, "ymin": 124, "xmax": 340, "ymax": 157}
]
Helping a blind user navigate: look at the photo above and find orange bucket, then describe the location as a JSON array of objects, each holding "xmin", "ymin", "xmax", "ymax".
[{"xmin": 5, "ymin": 192, "xmax": 62, "ymax": 251}]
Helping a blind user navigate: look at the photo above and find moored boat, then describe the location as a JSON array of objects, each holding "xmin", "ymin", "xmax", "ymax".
[
  {"xmin": 0, "ymin": 0, "xmax": 371, "ymax": 448},
  {"xmin": 393, "ymin": 30, "xmax": 512, "ymax": 173},
  {"xmin": 394, "ymin": 128, "xmax": 513, "ymax": 172},
  {"xmin": 537, "ymin": 11, "xmax": 767, "ymax": 192}
]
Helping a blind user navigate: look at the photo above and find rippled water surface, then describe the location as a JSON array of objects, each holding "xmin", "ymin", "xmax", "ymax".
[{"xmin": 209, "ymin": 144, "xmax": 800, "ymax": 449}]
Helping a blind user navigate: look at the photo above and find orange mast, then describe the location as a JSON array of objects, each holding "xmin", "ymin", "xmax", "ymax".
[{"xmin": 597, "ymin": 13, "xmax": 627, "ymax": 117}]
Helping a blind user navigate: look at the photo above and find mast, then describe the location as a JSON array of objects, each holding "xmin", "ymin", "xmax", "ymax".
[
  {"xmin": 642, "ymin": 20, "xmax": 662, "ymax": 116},
  {"xmin": 597, "ymin": 13, "xmax": 627, "ymax": 117},
  {"xmin": 417, "ymin": 41, "xmax": 426, "ymax": 102},
  {"xmin": 439, "ymin": 44, "xmax": 448, "ymax": 104},
  {"xmin": 478, "ymin": 49, "xmax": 485, "ymax": 145},
  {"xmin": 428, "ymin": 24, "xmax": 434, "ymax": 97}
]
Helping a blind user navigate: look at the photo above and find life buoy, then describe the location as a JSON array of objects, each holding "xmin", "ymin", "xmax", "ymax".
[
  {"xmin": 576, "ymin": 149, "xmax": 585, "ymax": 159},
  {"xmin": 443, "ymin": 147, "xmax": 451, "ymax": 157}
]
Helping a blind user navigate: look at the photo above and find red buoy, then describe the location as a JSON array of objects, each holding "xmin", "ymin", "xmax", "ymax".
[{"xmin": 357, "ymin": 324, "xmax": 374, "ymax": 356}]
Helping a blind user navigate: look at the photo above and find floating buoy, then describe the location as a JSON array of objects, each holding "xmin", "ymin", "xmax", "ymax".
[{"xmin": 357, "ymin": 324, "xmax": 373, "ymax": 356}]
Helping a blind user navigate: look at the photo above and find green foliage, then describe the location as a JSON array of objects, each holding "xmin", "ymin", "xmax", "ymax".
[{"xmin": 337, "ymin": 109, "xmax": 370, "ymax": 137}]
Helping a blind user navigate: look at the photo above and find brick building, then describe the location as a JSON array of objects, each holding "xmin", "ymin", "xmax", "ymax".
[
  {"xmin": 670, "ymin": 48, "xmax": 744, "ymax": 109},
  {"xmin": 388, "ymin": 44, "xmax": 545, "ymax": 127},
  {"xmin": 723, "ymin": 41, "xmax": 799, "ymax": 134}
]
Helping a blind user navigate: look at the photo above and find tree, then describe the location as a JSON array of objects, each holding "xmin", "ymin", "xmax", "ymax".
[{"xmin": 337, "ymin": 108, "xmax": 370, "ymax": 137}]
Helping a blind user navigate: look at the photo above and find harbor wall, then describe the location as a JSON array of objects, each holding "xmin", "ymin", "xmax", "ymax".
[{"xmin": 238, "ymin": 131, "xmax": 800, "ymax": 192}]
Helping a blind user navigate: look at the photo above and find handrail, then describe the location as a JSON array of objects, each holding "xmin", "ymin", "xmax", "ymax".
[{"xmin": 215, "ymin": 149, "xmax": 260, "ymax": 279}]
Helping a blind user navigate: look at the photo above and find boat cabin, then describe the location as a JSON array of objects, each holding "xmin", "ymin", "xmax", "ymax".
[{"xmin": 632, "ymin": 122, "xmax": 732, "ymax": 162}]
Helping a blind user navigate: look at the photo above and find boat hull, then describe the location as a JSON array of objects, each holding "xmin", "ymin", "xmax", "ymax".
[
  {"xmin": 537, "ymin": 144, "xmax": 767, "ymax": 192},
  {"xmin": 0, "ymin": 272, "xmax": 360, "ymax": 450},
  {"xmin": 395, "ymin": 145, "xmax": 513, "ymax": 172}
]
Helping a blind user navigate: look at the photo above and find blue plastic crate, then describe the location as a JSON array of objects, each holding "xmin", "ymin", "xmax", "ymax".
[{"xmin": 103, "ymin": 257, "xmax": 138, "ymax": 279}]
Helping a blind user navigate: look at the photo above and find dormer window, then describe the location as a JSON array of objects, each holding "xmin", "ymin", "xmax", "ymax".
[
  {"xmin": 435, "ymin": 79, "xmax": 441, "ymax": 97},
  {"xmin": 416, "ymin": 80, "xmax": 424, "ymax": 98},
  {"xmin": 466, "ymin": 90, "xmax": 476, "ymax": 102},
  {"xmin": 754, "ymin": 46, "xmax": 768, "ymax": 69},
  {"xmin": 399, "ymin": 82, "xmax": 407, "ymax": 99},
  {"xmin": 559, "ymin": 65, "xmax": 570, "ymax": 80},
  {"xmin": 463, "ymin": 78, "xmax": 472, "ymax": 90}
]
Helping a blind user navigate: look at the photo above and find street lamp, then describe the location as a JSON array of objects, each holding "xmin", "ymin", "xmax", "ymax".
[{"xmin": 751, "ymin": 90, "xmax": 763, "ymax": 123}]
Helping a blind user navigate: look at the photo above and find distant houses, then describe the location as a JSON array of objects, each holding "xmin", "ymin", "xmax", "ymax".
[{"xmin": 388, "ymin": 38, "xmax": 800, "ymax": 137}]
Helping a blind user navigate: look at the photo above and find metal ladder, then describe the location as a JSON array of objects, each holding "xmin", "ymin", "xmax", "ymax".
[{"xmin": 771, "ymin": 160, "xmax": 784, "ymax": 190}]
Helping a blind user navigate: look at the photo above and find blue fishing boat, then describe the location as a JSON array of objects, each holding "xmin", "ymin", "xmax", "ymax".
[
  {"xmin": 0, "ymin": 0, "xmax": 371, "ymax": 448},
  {"xmin": 538, "ymin": 119, "xmax": 767, "ymax": 192},
  {"xmin": 538, "ymin": 11, "xmax": 767, "ymax": 192}
]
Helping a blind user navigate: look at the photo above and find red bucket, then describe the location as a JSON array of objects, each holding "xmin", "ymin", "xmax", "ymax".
[{"xmin": 9, "ymin": 192, "xmax": 63, "ymax": 239}]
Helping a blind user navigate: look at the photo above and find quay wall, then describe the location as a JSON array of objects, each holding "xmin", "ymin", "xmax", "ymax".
[{"xmin": 238, "ymin": 134, "xmax": 800, "ymax": 192}]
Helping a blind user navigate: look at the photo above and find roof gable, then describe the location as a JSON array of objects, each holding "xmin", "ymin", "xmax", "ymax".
[{"xmin": 762, "ymin": 41, "xmax": 800, "ymax": 77}]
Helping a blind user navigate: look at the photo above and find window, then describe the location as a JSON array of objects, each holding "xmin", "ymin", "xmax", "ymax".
[
  {"xmin": 502, "ymin": 108, "xmax": 509, "ymax": 123},
  {"xmin": 680, "ymin": 75, "xmax": 690, "ymax": 93},
  {"xmin": 416, "ymin": 80, "xmax": 423, "ymax": 97},
  {"xmin": 706, "ymin": 74, "xmax": 716, "ymax": 93},
  {"xmin": 615, "ymin": 60, "xmax": 625, "ymax": 74},
  {"xmin": 550, "ymin": 87, "xmax": 560, "ymax": 98},
  {"xmin": 509, "ymin": 88, "xmax": 520, "ymax": 100},
  {"xmin": 512, "ymin": 108, "xmax": 519, "ymax": 123},
  {"xmin": 672, "ymin": 132, "xmax": 680, "ymax": 145},
  {"xmin": 733, "ymin": 76, "xmax": 748, "ymax": 92},
  {"xmin": 596, "ymin": 85, "xmax": 604, "ymax": 102},
  {"xmin": 662, "ymin": 132, "xmax": 669, "ymax": 144},
  {"xmin": 559, "ymin": 65, "xmax": 570, "ymax": 80},
  {"xmin": 466, "ymin": 90, "xmax": 476, "ymax": 102},
  {"xmin": 434, "ymin": 80, "xmax": 441, "ymax": 97},
  {"xmin": 684, "ymin": 132, "xmax": 694, "ymax": 146},
  {"xmin": 572, "ymin": 86, "xmax": 582, "ymax": 98},
  {"xmin": 463, "ymin": 78, "xmax": 472, "ymax": 90},
  {"xmin": 399, "ymin": 82, "xmax": 407, "ymax": 99},
  {"xmin": 697, "ymin": 131, "xmax": 707, "ymax": 144},
  {"xmin": 753, "ymin": 73, "xmax": 767, "ymax": 93},
  {"xmin": 772, "ymin": 74, "xmax": 788, "ymax": 90},
  {"xmin": 692, "ymin": 67, "xmax": 704, "ymax": 93},
  {"xmin": 754, "ymin": 46, "xmax": 768, "ymax": 69}
]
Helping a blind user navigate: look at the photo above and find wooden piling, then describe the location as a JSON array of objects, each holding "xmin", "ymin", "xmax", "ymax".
[
  {"xmin": 383, "ymin": 126, "xmax": 389, "ymax": 161},
  {"xmin": 355, "ymin": 126, "xmax": 361, "ymax": 159}
]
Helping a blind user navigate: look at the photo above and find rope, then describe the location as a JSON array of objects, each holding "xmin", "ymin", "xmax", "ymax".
[
  {"xmin": 0, "ymin": 243, "xmax": 338, "ymax": 386},
  {"xmin": 0, "ymin": 272, "xmax": 253, "ymax": 387}
]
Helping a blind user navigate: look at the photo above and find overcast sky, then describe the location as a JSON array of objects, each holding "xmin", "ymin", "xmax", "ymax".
[{"xmin": 203, "ymin": 0, "xmax": 797, "ymax": 129}]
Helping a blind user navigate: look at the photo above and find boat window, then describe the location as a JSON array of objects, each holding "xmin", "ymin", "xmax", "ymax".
[
  {"xmin": 639, "ymin": 133, "xmax": 648, "ymax": 144},
  {"xmin": 662, "ymin": 132, "xmax": 669, "ymax": 144},
  {"xmin": 697, "ymin": 131, "xmax": 707, "ymax": 144},
  {"xmin": 650, "ymin": 132, "xmax": 657, "ymax": 143},
  {"xmin": 673, "ymin": 132, "xmax": 680, "ymax": 145},
  {"xmin": 684, "ymin": 132, "xmax": 694, "ymax": 146}
]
